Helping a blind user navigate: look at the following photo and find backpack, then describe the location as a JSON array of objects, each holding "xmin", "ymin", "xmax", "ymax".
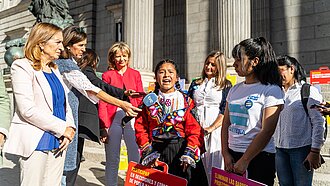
[{"xmin": 301, "ymin": 83, "xmax": 328, "ymax": 141}]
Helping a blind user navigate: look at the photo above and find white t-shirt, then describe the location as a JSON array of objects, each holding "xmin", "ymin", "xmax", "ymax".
[{"xmin": 226, "ymin": 82, "xmax": 284, "ymax": 153}]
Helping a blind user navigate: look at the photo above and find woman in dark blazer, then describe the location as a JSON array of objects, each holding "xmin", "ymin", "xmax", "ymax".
[{"xmin": 77, "ymin": 48, "xmax": 133, "ymax": 160}]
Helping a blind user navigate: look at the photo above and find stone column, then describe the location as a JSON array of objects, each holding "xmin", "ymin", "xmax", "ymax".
[
  {"xmin": 210, "ymin": 0, "xmax": 251, "ymax": 59},
  {"xmin": 123, "ymin": 0, "xmax": 154, "ymax": 88},
  {"xmin": 209, "ymin": 0, "xmax": 251, "ymax": 83},
  {"xmin": 251, "ymin": 0, "xmax": 270, "ymax": 39}
]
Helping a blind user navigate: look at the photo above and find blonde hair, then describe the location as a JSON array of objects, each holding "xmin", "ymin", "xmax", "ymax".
[
  {"xmin": 24, "ymin": 22, "xmax": 62, "ymax": 70},
  {"xmin": 199, "ymin": 51, "xmax": 230, "ymax": 89},
  {"xmin": 107, "ymin": 42, "xmax": 131, "ymax": 70}
]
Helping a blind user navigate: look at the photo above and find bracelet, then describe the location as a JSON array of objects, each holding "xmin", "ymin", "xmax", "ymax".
[{"xmin": 310, "ymin": 150, "xmax": 320, "ymax": 154}]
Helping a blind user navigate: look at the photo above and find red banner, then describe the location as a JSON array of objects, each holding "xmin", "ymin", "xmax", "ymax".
[
  {"xmin": 211, "ymin": 167, "xmax": 266, "ymax": 186},
  {"xmin": 125, "ymin": 161, "xmax": 187, "ymax": 186}
]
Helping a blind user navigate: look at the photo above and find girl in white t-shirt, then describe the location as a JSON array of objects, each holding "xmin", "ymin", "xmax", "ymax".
[{"xmin": 221, "ymin": 37, "xmax": 284, "ymax": 186}]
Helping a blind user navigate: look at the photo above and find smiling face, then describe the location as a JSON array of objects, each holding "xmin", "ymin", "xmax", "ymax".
[
  {"xmin": 204, "ymin": 56, "xmax": 217, "ymax": 79},
  {"xmin": 156, "ymin": 62, "xmax": 178, "ymax": 94},
  {"xmin": 41, "ymin": 31, "xmax": 64, "ymax": 61},
  {"xmin": 70, "ymin": 38, "xmax": 87, "ymax": 59},
  {"xmin": 114, "ymin": 50, "xmax": 129, "ymax": 70}
]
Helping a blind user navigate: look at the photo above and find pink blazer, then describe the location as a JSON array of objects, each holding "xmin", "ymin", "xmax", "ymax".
[{"xmin": 4, "ymin": 58, "xmax": 75, "ymax": 157}]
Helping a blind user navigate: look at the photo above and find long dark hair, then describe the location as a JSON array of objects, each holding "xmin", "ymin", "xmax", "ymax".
[
  {"xmin": 77, "ymin": 48, "xmax": 99, "ymax": 70},
  {"xmin": 277, "ymin": 55, "xmax": 306, "ymax": 83},
  {"xmin": 232, "ymin": 37, "xmax": 281, "ymax": 87},
  {"xmin": 60, "ymin": 26, "xmax": 87, "ymax": 59},
  {"xmin": 154, "ymin": 59, "xmax": 183, "ymax": 95}
]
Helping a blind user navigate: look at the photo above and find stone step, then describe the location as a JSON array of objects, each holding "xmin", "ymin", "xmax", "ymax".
[
  {"xmin": 82, "ymin": 134, "xmax": 330, "ymax": 185},
  {"xmin": 83, "ymin": 140, "xmax": 105, "ymax": 163},
  {"xmin": 321, "ymin": 124, "xmax": 330, "ymax": 155},
  {"xmin": 313, "ymin": 172, "xmax": 330, "ymax": 186},
  {"xmin": 315, "ymin": 156, "xmax": 330, "ymax": 174}
]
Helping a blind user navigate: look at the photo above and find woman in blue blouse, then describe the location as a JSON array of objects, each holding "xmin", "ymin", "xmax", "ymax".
[{"xmin": 4, "ymin": 23, "xmax": 75, "ymax": 186}]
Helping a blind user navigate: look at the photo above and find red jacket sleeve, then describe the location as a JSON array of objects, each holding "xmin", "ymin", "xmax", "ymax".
[
  {"xmin": 98, "ymin": 73, "xmax": 111, "ymax": 129},
  {"xmin": 127, "ymin": 69, "xmax": 144, "ymax": 107}
]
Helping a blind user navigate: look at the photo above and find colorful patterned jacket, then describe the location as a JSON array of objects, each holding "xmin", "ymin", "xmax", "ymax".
[{"xmin": 134, "ymin": 91, "xmax": 205, "ymax": 162}]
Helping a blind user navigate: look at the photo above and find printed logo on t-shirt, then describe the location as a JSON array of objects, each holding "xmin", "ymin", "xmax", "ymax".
[
  {"xmin": 244, "ymin": 100, "xmax": 253, "ymax": 109},
  {"xmin": 228, "ymin": 103, "xmax": 249, "ymax": 135}
]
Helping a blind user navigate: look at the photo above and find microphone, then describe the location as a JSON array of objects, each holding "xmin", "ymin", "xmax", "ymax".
[{"xmin": 121, "ymin": 93, "xmax": 159, "ymax": 127}]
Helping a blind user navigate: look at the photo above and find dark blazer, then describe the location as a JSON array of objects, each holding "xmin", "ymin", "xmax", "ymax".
[{"xmin": 78, "ymin": 66, "xmax": 125, "ymax": 143}]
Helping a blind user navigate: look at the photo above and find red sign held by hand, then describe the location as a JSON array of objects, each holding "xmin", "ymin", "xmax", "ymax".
[{"xmin": 125, "ymin": 161, "xmax": 187, "ymax": 186}]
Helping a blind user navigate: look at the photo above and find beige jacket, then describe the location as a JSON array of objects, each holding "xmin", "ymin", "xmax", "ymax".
[{"xmin": 4, "ymin": 58, "xmax": 74, "ymax": 157}]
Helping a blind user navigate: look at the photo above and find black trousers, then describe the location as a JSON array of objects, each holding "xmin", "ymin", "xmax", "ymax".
[
  {"xmin": 152, "ymin": 139, "xmax": 208, "ymax": 186},
  {"xmin": 229, "ymin": 149, "xmax": 276, "ymax": 186},
  {"xmin": 63, "ymin": 137, "xmax": 85, "ymax": 186}
]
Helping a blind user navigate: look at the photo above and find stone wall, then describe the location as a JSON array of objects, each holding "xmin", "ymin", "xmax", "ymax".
[
  {"xmin": 0, "ymin": 0, "xmax": 34, "ymax": 70},
  {"xmin": 269, "ymin": 0, "xmax": 330, "ymax": 100},
  {"xmin": 270, "ymin": 0, "xmax": 330, "ymax": 73},
  {"xmin": 186, "ymin": 0, "xmax": 210, "ymax": 82},
  {"xmin": 153, "ymin": 0, "xmax": 164, "ymax": 68},
  {"xmin": 96, "ymin": 0, "xmax": 121, "ymax": 71}
]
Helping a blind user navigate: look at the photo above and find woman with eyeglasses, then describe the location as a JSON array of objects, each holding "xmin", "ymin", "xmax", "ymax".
[
  {"xmin": 275, "ymin": 55, "xmax": 324, "ymax": 186},
  {"xmin": 55, "ymin": 26, "xmax": 141, "ymax": 186},
  {"xmin": 187, "ymin": 51, "xmax": 231, "ymax": 184}
]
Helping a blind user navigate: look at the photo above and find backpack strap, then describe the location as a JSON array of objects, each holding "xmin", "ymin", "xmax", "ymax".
[
  {"xmin": 300, "ymin": 83, "xmax": 328, "ymax": 141},
  {"xmin": 301, "ymin": 83, "xmax": 311, "ymax": 115}
]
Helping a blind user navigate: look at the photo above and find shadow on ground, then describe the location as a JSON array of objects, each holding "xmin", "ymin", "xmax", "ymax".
[
  {"xmin": 76, "ymin": 166, "xmax": 124, "ymax": 186},
  {"xmin": 0, "ymin": 153, "xmax": 20, "ymax": 186}
]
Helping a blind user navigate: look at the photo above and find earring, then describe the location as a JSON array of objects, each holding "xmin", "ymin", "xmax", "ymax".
[{"xmin": 40, "ymin": 46, "xmax": 44, "ymax": 53}]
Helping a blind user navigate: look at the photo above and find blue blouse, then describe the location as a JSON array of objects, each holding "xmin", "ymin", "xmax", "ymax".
[{"xmin": 36, "ymin": 70, "xmax": 66, "ymax": 151}]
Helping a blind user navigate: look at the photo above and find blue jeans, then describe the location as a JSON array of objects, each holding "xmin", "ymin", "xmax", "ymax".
[{"xmin": 276, "ymin": 146, "xmax": 313, "ymax": 186}]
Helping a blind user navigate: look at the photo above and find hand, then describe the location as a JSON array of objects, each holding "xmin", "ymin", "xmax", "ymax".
[
  {"xmin": 100, "ymin": 128, "xmax": 108, "ymax": 144},
  {"xmin": 319, "ymin": 102, "xmax": 330, "ymax": 115},
  {"xmin": 222, "ymin": 151, "xmax": 235, "ymax": 172},
  {"xmin": 305, "ymin": 151, "xmax": 322, "ymax": 170},
  {"xmin": 180, "ymin": 161, "xmax": 190, "ymax": 172},
  {"xmin": 120, "ymin": 101, "xmax": 142, "ymax": 117},
  {"xmin": 63, "ymin": 127, "xmax": 75, "ymax": 141},
  {"xmin": 124, "ymin": 90, "xmax": 143, "ymax": 98},
  {"xmin": 124, "ymin": 90, "xmax": 135, "ymax": 97},
  {"xmin": 148, "ymin": 158, "xmax": 159, "ymax": 168},
  {"xmin": 55, "ymin": 136, "xmax": 71, "ymax": 155},
  {"xmin": 233, "ymin": 158, "xmax": 249, "ymax": 175},
  {"xmin": 0, "ymin": 133, "xmax": 5, "ymax": 148},
  {"xmin": 204, "ymin": 126, "xmax": 214, "ymax": 135}
]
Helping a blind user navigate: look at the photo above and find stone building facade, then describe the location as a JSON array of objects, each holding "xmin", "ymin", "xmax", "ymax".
[{"xmin": 0, "ymin": 0, "xmax": 329, "ymax": 96}]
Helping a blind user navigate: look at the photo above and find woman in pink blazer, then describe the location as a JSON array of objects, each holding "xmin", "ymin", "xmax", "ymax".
[
  {"xmin": 3, "ymin": 23, "xmax": 75, "ymax": 186},
  {"xmin": 98, "ymin": 42, "xmax": 143, "ymax": 186}
]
